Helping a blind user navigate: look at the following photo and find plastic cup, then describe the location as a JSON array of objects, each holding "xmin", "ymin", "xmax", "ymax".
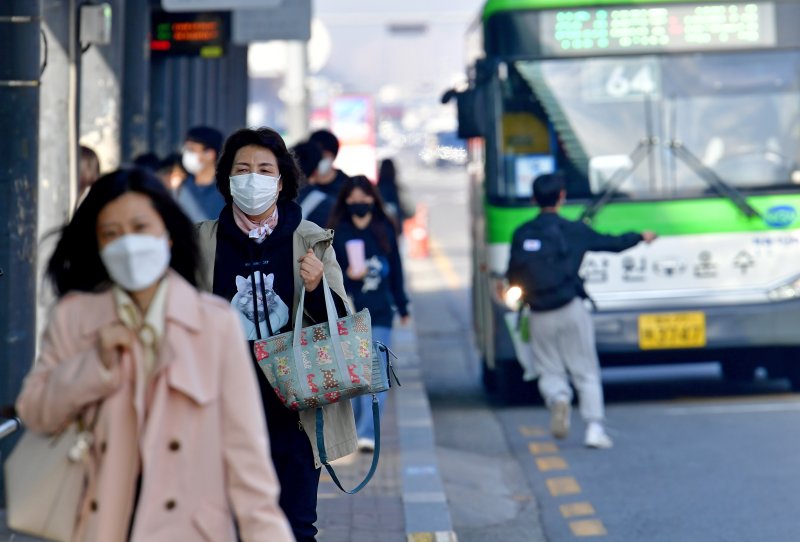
[{"xmin": 345, "ymin": 239, "xmax": 366, "ymax": 275}]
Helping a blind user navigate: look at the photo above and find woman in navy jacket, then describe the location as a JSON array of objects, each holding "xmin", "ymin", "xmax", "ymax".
[{"xmin": 328, "ymin": 175, "xmax": 410, "ymax": 450}]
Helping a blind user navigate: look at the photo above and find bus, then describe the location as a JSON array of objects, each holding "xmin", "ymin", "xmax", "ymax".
[{"xmin": 444, "ymin": 0, "xmax": 800, "ymax": 399}]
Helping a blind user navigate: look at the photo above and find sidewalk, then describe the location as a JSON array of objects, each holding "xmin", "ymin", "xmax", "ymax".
[
  {"xmin": 316, "ymin": 323, "xmax": 458, "ymax": 542},
  {"xmin": 316, "ymin": 381, "xmax": 405, "ymax": 542},
  {"xmin": 1, "ymin": 324, "xmax": 457, "ymax": 542}
]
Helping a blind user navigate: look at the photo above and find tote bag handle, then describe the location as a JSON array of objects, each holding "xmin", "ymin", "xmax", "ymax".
[
  {"xmin": 315, "ymin": 398, "xmax": 380, "ymax": 494},
  {"xmin": 293, "ymin": 275, "xmax": 355, "ymax": 398}
]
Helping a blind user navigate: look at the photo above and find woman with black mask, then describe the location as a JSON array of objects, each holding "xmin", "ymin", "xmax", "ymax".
[{"xmin": 327, "ymin": 175, "xmax": 411, "ymax": 451}]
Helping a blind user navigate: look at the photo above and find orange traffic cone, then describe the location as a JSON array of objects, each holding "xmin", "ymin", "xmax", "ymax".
[{"xmin": 404, "ymin": 203, "xmax": 429, "ymax": 259}]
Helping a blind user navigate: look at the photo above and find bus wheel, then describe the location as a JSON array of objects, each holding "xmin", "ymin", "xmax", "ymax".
[{"xmin": 720, "ymin": 359, "xmax": 755, "ymax": 382}]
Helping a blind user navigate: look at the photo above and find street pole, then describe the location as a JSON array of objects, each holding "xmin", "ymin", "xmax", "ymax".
[
  {"xmin": 218, "ymin": 44, "xmax": 248, "ymax": 138},
  {"xmin": 283, "ymin": 40, "xmax": 309, "ymax": 146},
  {"xmin": 0, "ymin": 0, "xmax": 41, "ymax": 505},
  {"xmin": 121, "ymin": 0, "xmax": 152, "ymax": 162},
  {"xmin": 38, "ymin": 0, "xmax": 78, "ymax": 350},
  {"xmin": 79, "ymin": 0, "xmax": 124, "ymax": 170}
]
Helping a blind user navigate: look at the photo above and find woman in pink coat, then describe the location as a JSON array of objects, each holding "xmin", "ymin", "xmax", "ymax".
[{"xmin": 15, "ymin": 168, "xmax": 294, "ymax": 542}]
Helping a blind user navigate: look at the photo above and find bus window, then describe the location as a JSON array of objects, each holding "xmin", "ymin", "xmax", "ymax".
[
  {"xmin": 501, "ymin": 112, "xmax": 553, "ymax": 198},
  {"xmin": 664, "ymin": 51, "xmax": 800, "ymax": 191},
  {"xmin": 490, "ymin": 64, "xmax": 592, "ymax": 202},
  {"xmin": 506, "ymin": 49, "xmax": 800, "ymax": 200}
]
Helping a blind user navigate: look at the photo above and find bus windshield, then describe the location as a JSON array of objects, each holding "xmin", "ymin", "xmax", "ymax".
[{"xmin": 496, "ymin": 49, "xmax": 800, "ymax": 201}]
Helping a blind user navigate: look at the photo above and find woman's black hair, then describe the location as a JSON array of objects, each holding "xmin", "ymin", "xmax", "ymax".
[
  {"xmin": 378, "ymin": 158, "xmax": 396, "ymax": 187},
  {"xmin": 215, "ymin": 127, "xmax": 300, "ymax": 203},
  {"xmin": 327, "ymin": 175, "xmax": 396, "ymax": 254},
  {"xmin": 292, "ymin": 140, "xmax": 323, "ymax": 181},
  {"xmin": 47, "ymin": 167, "xmax": 199, "ymax": 297}
]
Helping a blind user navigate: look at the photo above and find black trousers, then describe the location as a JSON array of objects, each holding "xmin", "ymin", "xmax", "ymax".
[
  {"xmin": 257, "ymin": 356, "xmax": 322, "ymax": 542},
  {"xmin": 272, "ymin": 438, "xmax": 321, "ymax": 542}
]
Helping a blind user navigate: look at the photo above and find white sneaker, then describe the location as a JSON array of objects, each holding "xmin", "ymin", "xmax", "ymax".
[
  {"xmin": 550, "ymin": 400, "xmax": 571, "ymax": 440},
  {"xmin": 357, "ymin": 437, "xmax": 375, "ymax": 452},
  {"xmin": 584, "ymin": 423, "xmax": 613, "ymax": 449}
]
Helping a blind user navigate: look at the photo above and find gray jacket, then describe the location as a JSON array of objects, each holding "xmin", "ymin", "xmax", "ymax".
[{"xmin": 196, "ymin": 218, "xmax": 358, "ymax": 467}]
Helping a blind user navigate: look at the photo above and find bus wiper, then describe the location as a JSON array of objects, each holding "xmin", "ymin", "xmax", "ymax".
[
  {"xmin": 581, "ymin": 138, "xmax": 762, "ymax": 222},
  {"xmin": 668, "ymin": 141, "xmax": 762, "ymax": 219},
  {"xmin": 580, "ymin": 138, "xmax": 656, "ymax": 223}
]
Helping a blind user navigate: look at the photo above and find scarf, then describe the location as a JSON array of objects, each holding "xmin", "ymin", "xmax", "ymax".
[{"xmin": 232, "ymin": 203, "xmax": 279, "ymax": 243}]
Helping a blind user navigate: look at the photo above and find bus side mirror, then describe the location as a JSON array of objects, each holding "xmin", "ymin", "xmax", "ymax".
[{"xmin": 441, "ymin": 86, "xmax": 486, "ymax": 139}]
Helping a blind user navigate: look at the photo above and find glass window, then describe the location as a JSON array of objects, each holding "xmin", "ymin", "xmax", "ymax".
[{"xmin": 489, "ymin": 50, "xmax": 800, "ymax": 201}]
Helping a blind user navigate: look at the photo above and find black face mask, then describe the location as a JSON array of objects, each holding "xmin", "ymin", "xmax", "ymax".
[{"xmin": 348, "ymin": 203, "xmax": 374, "ymax": 218}]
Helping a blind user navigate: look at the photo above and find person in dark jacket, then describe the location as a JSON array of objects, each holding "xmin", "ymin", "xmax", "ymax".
[
  {"xmin": 377, "ymin": 158, "xmax": 415, "ymax": 229},
  {"xmin": 328, "ymin": 175, "xmax": 411, "ymax": 451},
  {"xmin": 507, "ymin": 173, "xmax": 656, "ymax": 449},
  {"xmin": 309, "ymin": 129, "xmax": 350, "ymax": 197},
  {"xmin": 175, "ymin": 126, "xmax": 226, "ymax": 222},
  {"xmin": 194, "ymin": 127, "xmax": 356, "ymax": 542},
  {"xmin": 293, "ymin": 140, "xmax": 335, "ymax": 227}
]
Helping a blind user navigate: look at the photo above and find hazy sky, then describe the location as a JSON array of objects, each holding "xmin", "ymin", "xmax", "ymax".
[
  {"xmin": 311, "ymin": 0, "xmax": 485, "ymax": 101},
  {"xmin": 315, "ymin": 0, "xmax": 481, "ymax": 17}
]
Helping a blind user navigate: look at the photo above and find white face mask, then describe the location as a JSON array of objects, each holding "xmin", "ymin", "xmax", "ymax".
[
  {"xmin": 229, "ymin": 173, "xmax": 280, "ymax": 216},
  {"xmin": 100, "ymin": 234, "xmax": 171, "ymax": 292},
  {"xmin": 316, "ymin": 157, "xmax": 333, "ymax": 177},
  {"xmin": 182, "ymin": 150, "xmax": 203, "ymax": 175}
]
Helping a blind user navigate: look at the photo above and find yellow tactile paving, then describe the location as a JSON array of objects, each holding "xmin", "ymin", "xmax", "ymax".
[
  {"xmin": 519, "ymin": 425, "xmax": 548, "ymax": 437},
  {"xmin": 569, "ymin": 519, "xmax": 607, "ymax": 536},
  {"xmin": 529, "ymin": 442, "xmax": 559, "ymax": 455},
  {"xmin": 428, "ymin": 240, "xmax": 462, "ymax": 289},
  {"xmin": 560, "ymin": 502, "xmax": 596, "ymax": 518},
  {"xmin": 546, "ymin": 476, "xmax": 581, "ymax": 496},
  {"xmin": 536, "ymin": 456, "xmax": 569, "ymax": 472}
]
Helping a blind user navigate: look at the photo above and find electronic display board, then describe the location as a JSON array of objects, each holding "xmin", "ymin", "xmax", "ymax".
[
  {"xmin": 150, "ymin": 11, "xmax": 228, "ymax": 58},
  {"xmin": 539, "ymin": 2, "xmax": 776, "ymax": 56}
]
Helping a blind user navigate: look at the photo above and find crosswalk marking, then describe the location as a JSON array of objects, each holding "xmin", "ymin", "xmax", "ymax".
[
  {"xmin": 536, "ymin": 456, "xmax": 568, "ymax": 472},
  {"xmin": 569, "ymin": 519, "xmax": 607, "ymax": 537},
  {"xmin": 560, "ymin": 502, "xmax": 596, "ymax": 518},
  {"xmin": 547, "ymin": 476, "xmax": 581, "ymax": 496},
  {"xmin": 519, "ymin": 425, "xmax": 548, "ymax": 437},
  {"xmin": 529, "ymin": 442, "xmax": 559, "ymax": 455}
]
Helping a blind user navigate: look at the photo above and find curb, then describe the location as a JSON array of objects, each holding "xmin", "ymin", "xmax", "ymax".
[{"xmin": 392, "ymin": 325, "xmax": 459, "ymax": 542}]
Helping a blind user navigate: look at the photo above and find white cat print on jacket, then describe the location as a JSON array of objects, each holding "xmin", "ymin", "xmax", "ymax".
[{"xmin": 231, "ymin": 271, "xmax": 290, "ymax": 340}]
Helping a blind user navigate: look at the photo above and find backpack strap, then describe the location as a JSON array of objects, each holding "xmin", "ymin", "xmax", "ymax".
[{"xmin": 299, "ymin": 190, "xmax": 328, "ymax": 220}]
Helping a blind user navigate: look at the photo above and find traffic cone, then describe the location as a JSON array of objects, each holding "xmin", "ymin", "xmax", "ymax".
[{"xmin": 404, "ymin": 203, "xmax": 429, "ymax": 259}]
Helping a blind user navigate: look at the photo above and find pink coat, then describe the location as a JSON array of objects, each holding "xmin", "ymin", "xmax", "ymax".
[{"xmin": 16, "ymin": 272, "xmax": 295, "ymax": 542}]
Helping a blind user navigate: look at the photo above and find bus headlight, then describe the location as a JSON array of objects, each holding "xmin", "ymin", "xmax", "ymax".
[
  {"xmin": 504, "ymin": 286, "xmax": 523, "ymax": 309},
  {"xmin": 768, "ymin": 277, "xmax": 800, "ymax": 301}
]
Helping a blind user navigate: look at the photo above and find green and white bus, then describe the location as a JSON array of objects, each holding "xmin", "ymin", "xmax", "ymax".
[{"xmin": 445, "ymin": 0, "xmax": 800, "ymax": 398}]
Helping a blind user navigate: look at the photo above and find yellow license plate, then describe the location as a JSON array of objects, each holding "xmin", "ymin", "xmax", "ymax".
[{"xmin": 638, "ymin": 312, "xmax": 706, "ymax": 350}]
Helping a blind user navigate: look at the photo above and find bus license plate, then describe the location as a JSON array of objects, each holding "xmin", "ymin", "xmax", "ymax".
[{"xmin": 638, "ymin": 312, "xmax": 706, "ymax": 350}]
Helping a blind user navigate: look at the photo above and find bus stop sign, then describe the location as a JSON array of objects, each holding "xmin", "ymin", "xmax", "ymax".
[{"xmin": 232, "ymin": 0, "xmax": 311, "ymax": 44}]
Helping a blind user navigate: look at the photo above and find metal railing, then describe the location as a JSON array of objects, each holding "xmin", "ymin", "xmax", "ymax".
[{"xmin": 0, "ymin": 417, "xmax": 21, "ymax": 442}]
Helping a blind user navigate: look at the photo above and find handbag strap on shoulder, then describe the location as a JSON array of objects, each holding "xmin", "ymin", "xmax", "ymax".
[{"xmin": 315, "ymin": 399, "xmax": 380, "ymax": 494}]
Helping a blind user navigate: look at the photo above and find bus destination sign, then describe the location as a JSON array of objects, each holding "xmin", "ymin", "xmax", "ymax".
[
  {"xmin": 540, "ymin": 2, "xmax": 776, "ymax": 56},
  {"xmin": 150, "ymin": 11, "xmax": 229, "ymax": 58}
]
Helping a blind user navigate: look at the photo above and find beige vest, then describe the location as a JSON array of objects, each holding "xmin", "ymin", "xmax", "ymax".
[{"xmin": 195, "ymin": 219, "xmax": 357, "ymax": 467}]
